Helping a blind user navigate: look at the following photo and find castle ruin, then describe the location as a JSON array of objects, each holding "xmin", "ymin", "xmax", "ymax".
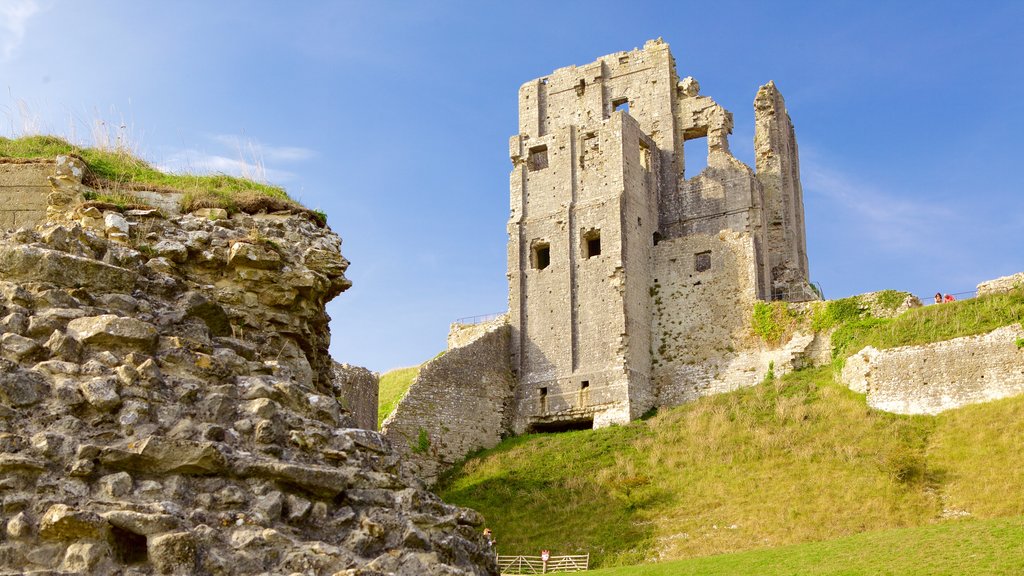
[
  {"xmin": 506, "ymin": 38, "xmax": 814, "ymax": 433},
  {"xmin": 382, "ymin": 39, "xmax": 822, "ymax": 482}
]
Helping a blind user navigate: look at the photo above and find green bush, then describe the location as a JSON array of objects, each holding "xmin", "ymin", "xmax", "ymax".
[
  {"xmin": 752, "ymin": 301, "xmax": 796, "ymax": 345},
  {"xmin": 874, "ymin": 290, "xmax": 907, "ymax": 312},
  {"xmin": 811, "ymin": 296, "xmax": 864, "ymax": 332}
]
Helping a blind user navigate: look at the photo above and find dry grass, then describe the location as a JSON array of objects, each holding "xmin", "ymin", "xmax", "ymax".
[{"xmin": 439, "ymin": 367, "xmax": 1024, "ymax": 569}]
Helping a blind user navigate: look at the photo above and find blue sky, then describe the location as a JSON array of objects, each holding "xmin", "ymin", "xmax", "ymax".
[{"xmin": 2, "ymin": 1, "xmax": 1021, "ymax": 372}]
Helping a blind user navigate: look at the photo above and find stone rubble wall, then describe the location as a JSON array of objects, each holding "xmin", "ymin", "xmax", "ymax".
[
  {"xmin": 977, "ymin": 272, "xmax": 1024, "ymax": 297},
  {"xmin": 382, "ymin": 323, "xmax": 515, "ymax": 485},
  {"xmin": 841, "ymin": 324, "xmax": 1024, "ymax": 415},
  {"xmin": 448, "ymin": 315, "xmax": 507, "ymax": 350},
  {"xmin": 0, "ymin": 162, "xmax": 497, "ymax": 575},
  {"xmin": 331, "ymin": 362, "xmax": 379, "ymax": 432},
  {"xmin": 0, "ymin": 159, "xmax": 54, "ymax": 229}
]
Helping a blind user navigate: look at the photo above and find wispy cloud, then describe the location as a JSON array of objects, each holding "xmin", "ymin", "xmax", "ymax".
[
  {"xmin": 0, "ymin": 0, "xmax": 40, "ymax": 60},
  {"xmin": 157, "ymin": 149, "xmax": 297, "ymax": 183},
  {"xmin": 207, "ymin": 134, "xmax": 317, "ymax": 162},
  {"xmin": 801, "ymin": 157, "xmax": 955, "ymax": 253},
  {"xmin": 156, "ymin": 134, "xmax": 316, "ymax": 184}
]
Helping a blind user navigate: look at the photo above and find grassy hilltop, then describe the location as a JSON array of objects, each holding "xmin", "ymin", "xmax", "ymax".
[
  {"xmin": 0, "ymin": 135, "xmax": 321, "ymax": 220},
  {"xmin": 437, "ymin": 287, "xmax": 1024, "ymax": 573}
]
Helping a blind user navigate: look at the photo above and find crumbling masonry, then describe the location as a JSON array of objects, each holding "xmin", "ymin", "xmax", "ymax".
[
  {"xmin": 383, "ymin": 39, "xmax": 818, "ymax": 481},
  {"xmin": 507, "ymin": 39, "xmax": 814, "ymax": 433}
]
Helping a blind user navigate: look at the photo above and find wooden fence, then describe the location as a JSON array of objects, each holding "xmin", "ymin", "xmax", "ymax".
[{"xmin": 497, "ymin": 554, "xmax": 589, "ymax": 574}]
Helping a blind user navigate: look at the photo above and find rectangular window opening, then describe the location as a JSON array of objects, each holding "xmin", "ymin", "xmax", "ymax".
[
  {"xmin": 528, "ymin": 145, "xmax": 549, "ymax": 171},
  {"xmin": 613, "ymin": 97, "xmax": 630, "ymax": 115},
  {"xmin": 581, "ymin": 381, "xmax": 590, "ymax": 390},
  {"xmin": 532, "ymin": 241, "xmax": 551, "ymax": 270},
  {"xmin": 695, "ymin": 250, "xmax": 712, "ymax": 272},
  {"xmin": 639, "ymin": 140, "xmax": 652, "ymax": 171},
  {"xmin": 582, "ymin": 229, "xmax": 601, "ymax": 258},
  {"xmin": 683, "ymin": 136, "xmax": 709, "ymax": 178},
  {"xmin": 653, "ymin": 232, "xmax": 662, "ymax": 246}
]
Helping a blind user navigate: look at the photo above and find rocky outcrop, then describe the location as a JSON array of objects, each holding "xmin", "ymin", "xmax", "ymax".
[{"xmin": 0, "ymin": 175, "xmax": 497, "ymax": 574}]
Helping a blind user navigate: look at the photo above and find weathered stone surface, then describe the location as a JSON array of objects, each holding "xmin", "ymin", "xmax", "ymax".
[
  {"xmin": 0, "ymin": 159, "xmax": 497, "ymax": 575},
  {"xmin": 66, "ymin": 314, "xmax": 158, "ymax": 351},
  {"xmin": 0, "ymin": 244, "xmax": 137, "ymax": 292},
  {"xmin": 149, "ymin": 531, "xmax": 197, "ymax": 575},
  {"xmin": 383, "ymin": 323, "xmax": 516, "ymax": 484},
  {"xmin": 332, "ymin": 362, "xmax": 379, "ymax": 431},
  {"xmin": 841, "ymin": 324, "xmax": 1024, "ymax": 414},
  {"xmin": 0, "ymin": 332, "xmax": 40, "ymax": 361},
  {"xmin": 62, "ymin": 540, "xmax": 112, "ymax": 574},
  {"xmin": 39, "ymin": 504, "xmax": 107, "ymax": 541},
  {"xmin": 232, "ymin": 457, "xmax": 354, "ymax": 498},
  {"xmin": 99, "ymin": 436, "xmax": 226, "ymax": 475},
  {"xmin": 101, "ymin": 510, "xmax": 180, "ymax": 535},
  {"xmin": 80, "ymin": 376, "xmax": 122, "ymax": 411},
  {"xmin": 228, "ymin": 241, "xmax": 282, "ymax": 270},
  {"xmin": 0, "ymin": 360, "xmax": 48, "ymax": 407}
]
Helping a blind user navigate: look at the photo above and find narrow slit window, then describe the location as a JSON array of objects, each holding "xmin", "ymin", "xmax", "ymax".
[
  {"xmin": 528, "ymin": 145, "xmax": 549, "ymax": 171},
  {"xmin": 695, "ymin": 250, "xmax": 712, "ymax": 272},
  {"xmin": 582, "ymin": 229, "xmax": 601, "ymax": 258},
  {"xmin": 653, "ymin": 232, "xmax": 662, "ymax": 246},
  {"xmin": 532, "ymin": 241, "xmax": 551, "ymax": 270}
]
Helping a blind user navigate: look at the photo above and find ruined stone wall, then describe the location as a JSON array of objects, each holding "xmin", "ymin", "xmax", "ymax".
[
  {"xmin": 448, "ymin": 314, "xmax": 507, "ymax": 349},
  {"xmin": 977, "ymin": 272, "xmax": 1024, "ymax": 297},
  {"xmin": 331, "ymin": 362, "xmax": 379, "ymax": 431},
  {"xmin": 0, "ymin": 163, "xmax": 497, "ymax": 574},
  {"xmin": 651, "ymin": 230, "xmax": 764, "ymax": 404},
  {"xmin": 841, "ymin": 324, "xmax": 1024, "ymax": 415},
  {"xmin": 507, "ymin": 39, "xmax": 817, "ymax": 433},
  {"xmin": 382, "ymin": 324, "xmax": 515, "ymax": 484},
  {"xmin": 754, "ymin": 82, "xmax": 813, "ymax": 300},
  {"xmin": 508, "ymin": 102, "xmax": 657, "ymax": 431},
  {"xmin": 0, "ymin": 159, "xmax": 55, "ymax": 229}
]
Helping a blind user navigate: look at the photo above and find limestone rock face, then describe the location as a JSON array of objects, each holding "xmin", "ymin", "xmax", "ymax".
[{"xmin": 0, "ymin": 204, "xmax": 497, "ymax": 575}]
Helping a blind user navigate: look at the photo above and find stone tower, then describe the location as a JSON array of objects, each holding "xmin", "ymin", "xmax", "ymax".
[{"xmin": 507, "ymin": 39, "xmax": 813, "ymax": 433}]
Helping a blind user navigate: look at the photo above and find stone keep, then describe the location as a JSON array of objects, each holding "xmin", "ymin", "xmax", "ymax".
[{"xmin": 507, "ymin": 39, "xmax": 814, "ymax": 433}]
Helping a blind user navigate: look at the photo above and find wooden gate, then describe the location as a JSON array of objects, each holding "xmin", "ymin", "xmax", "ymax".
[{"xmin": 496, "ymin": 554, "xmax": 589, "ymax": 574}]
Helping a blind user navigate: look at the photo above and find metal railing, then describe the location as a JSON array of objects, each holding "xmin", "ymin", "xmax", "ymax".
[
  {"xmin": 453, "ymin": 312, "xmax": 506, "ymax": 326},
  {"xmin": 497, "ymin": 554, "xmax": 589, "ymax": 574}
]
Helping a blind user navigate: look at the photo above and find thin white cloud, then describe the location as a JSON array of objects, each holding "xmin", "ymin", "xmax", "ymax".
[
  {"xmin": 207, "ymin": 134, "xmax": 317, "ymax": 163},
  {"xmin": 157, "ymin": 149, "xmax": 296, "ymax": 183},
  {"xmin": 801, "ymin": 158, "xmax": 954, "ymax": 253},
  {"xmin": 0, "ymin": 0, "xmax": 40, "ymax": 60},
  {"xmin": 156, "ymin": 134, "xmax": 316, "ymax": 184}
]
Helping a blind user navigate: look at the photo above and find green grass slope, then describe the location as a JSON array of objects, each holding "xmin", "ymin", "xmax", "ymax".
[
  {"xmin": 377, "ymin": 366, "xmax": 420, "ymax": 428},
  {"xmin": 585, "ymin": 515, "xmax": 1024, "ymax": 576},
  {"xmin": 441, "ymin": 371, "xmax": 1024, "ymax": 568}
]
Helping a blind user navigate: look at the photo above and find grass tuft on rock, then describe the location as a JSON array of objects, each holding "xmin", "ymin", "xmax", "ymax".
[{"xmin": 0, "ymin": 135, "xmax": 319, "ymax": 221}]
